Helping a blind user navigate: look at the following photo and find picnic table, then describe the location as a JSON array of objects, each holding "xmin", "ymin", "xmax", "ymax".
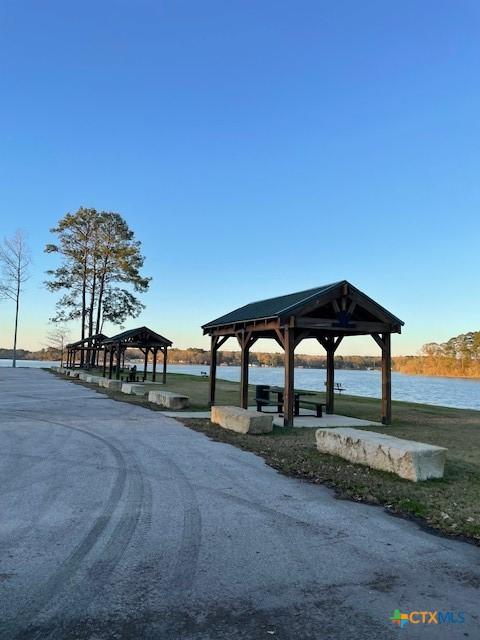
[
  {"xmin": 256, "ymin": 385, "xmax": 324, "ymax": 417},
  {"xmin": 269, "ymin": 386, "xmax": 317, "ymax": 416}
]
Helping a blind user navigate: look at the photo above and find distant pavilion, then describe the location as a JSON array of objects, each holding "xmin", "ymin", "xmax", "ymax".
[
  {"xmin": 102, "ymin": 326, "xmax": 173, "ymax": 382},
  {"xmin": 65, "ymin": 333, "xmax": 109, "ymax": 369},
  {"xmin": 202, "ymin": 281, "xmax": 404, "ymax": 426}
]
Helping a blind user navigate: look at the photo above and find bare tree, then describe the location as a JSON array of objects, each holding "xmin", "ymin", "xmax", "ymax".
[
  {"xmin": 0, "ymin": 230, "xmax": 31, "ymax": 367},
  {"xmin": 45, "ymin": 323, "xmax": 71, "ymax": 367}
]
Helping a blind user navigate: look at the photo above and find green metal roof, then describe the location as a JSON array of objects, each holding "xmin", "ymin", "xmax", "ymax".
[
  {"xmin": 203, "ymin": 282, "xmax": 344, "ymax": 329},
  {"xmin": 103, "ymin": 326, "xmax": 172, "ymax": 347},
  {"xmin": 66, "ymin": 333, "xmax": 109, "ymax": 349},
  {"xmin": 202, "ymin": 280, "xmax": 404, "ymax": 330}
]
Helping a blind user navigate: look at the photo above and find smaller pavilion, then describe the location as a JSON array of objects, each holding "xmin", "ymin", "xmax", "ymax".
[
  {"xmin": 202, "ymin": 281, "xmax": 404, "ymax": 426},
  {"xmin": 65, "ymin": 333, "xmax": 109, "ymax": 369},
  {"xmin": 101, "ymin": 326, "xmax": 173, "ymax": 382}
]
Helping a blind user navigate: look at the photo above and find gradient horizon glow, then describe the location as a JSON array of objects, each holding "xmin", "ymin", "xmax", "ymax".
[{"xmin": 1, "ymin": 1, "xmax": 479, "ymax": 356}]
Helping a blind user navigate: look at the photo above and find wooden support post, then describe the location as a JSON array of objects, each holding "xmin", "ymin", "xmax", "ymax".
[
  {"xmin": 143, "ymin": 347, "xmax": 149, "ymax": 382},
  {"xmin": 318, "ymin": 336, "xmax": 343, "ymax": 414},
  {"xmin": 108, "ymin": 347, "xmax": 114, "ymax": 379},
  {"xmin": 209, "ymin": 335, "xmax": 230, "ymax": 406},
  {"xmin": 209, "ymin": 336, "xmax": 218, "ymax": 407},
  {"xmin": 326, "ymin": 339, "xmax": 335, "ymax": 414},
  {"xmin": 381, "ymin": 332, "xmax": 392, "ymax": 425},
  {"xmin": 103, "ymin": 348, "xmax": 107, "ymax": 377},
  {"xmin": 152, "ymin": 348, "xmax": 157, "ymax": 382},
  {"xmin": 239, "ymin": 332, "xmax": 250, "ymax": 409},
  {"xmin": 284, "ymin": 327, "xmax": 295, "ymax": 427},
  {"xmin": 116, "ymin": 342, "xmax": 121, "ymax": 380},
  {"xmin": 162, "ymin": 347, "xmax": 167, "ymax": 384},
  {"xmin": 371, "ymin": 332, "xmax": 392, "ymax": 424}
]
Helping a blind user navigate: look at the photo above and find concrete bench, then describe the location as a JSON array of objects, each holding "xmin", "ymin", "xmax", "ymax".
[
  {"xmin": 211, "ymin": 406, "xmax": 273, "ymax": 435},
  {"xmin": 104, "ymin": 379, "xmax": 122, "ymax": 390},
  {"xmin": 68, "ymin": 371, "xmax": 80, "ymax": 378},
  {"xmin": 121, "ymin": 383, "xmax": 147, "ymax": 396},
  {"xmin": 315, "ymin": 428, "xmax": 447, "ymax": 482},
  {"xmin": 148, "ymin": 390, "xmax": 189, "ymax": 410}
]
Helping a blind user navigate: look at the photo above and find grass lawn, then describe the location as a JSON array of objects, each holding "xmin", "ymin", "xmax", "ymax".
[
  {"xmin": 81, "ymin": 368, "xmax": 259, "ymax": 410},
  {"xmin": 54, "ymin": 368, "xmax": 480, "ymax": 544}
]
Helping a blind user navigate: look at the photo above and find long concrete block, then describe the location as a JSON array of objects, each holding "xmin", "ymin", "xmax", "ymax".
[
  {"xmin": 211, "ymin": 406, "xmax": 273, "ymax": 435},
  {"xmin": 148, "ymin": 390, "xmax": 189, "ymax": 410},
  {"xmin": 121, "ymin": 383, "xmax": 147, "ymax": 396},
  {"xmin": 104, "ymin": 379, "xmax": 122, "ymax": 390},
  {"xmin": 97, "ymin": 377, "xmax": 111, "ymax": 387},
  {"xmin": 78, "ymin": 372, "xmax": 89, "ymax": 381},
  {"xmin": 315, "ymin": 428, "xmax": 447, "ymax": 482},
  {"xmin": 68, "ymin": 371, "xmax": 80, "ymax": 378}
]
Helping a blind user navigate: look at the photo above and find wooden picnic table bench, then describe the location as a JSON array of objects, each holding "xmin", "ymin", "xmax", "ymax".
[
  {"xmin": 298, "ymin": 399, "xmax": 327, "ymax": 417},
  {"xmin": 255, "ymin": 385, "xmax": 325, "ymax": 417}
]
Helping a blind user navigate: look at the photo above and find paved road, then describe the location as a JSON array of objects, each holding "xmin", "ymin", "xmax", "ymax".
[{"xmin": 0, "ymin": 368, "xmax": 478, "ymax": 639}]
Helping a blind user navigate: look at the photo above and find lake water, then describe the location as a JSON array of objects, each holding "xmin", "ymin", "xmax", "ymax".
[
  {"xmin": 2, "ymin": 359, "xmax": 479, "ymax": 411},
  {"xmin": 168, "ymin": 364, "xmax": 480, "ymax": 412}
]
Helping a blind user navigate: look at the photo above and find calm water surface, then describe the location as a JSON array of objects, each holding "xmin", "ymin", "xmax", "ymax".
[
  {"xmin": 168, "ymin": 364, "xmax": 480, "ymax": 412},
  {"xmin": 2, "ymin": 359, "xmax": 479, "ymax": 411}
]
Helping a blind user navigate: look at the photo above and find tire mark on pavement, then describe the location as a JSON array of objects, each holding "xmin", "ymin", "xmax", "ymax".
[
  {"xmin": 46, "ymin": 444, "xmax": 150, "ymax": 640},
  {"xmin": 138, "ymin": 441, "xmax": 202, "ymax": 596},
  {"xmin": 0, "ymin": 426, "xmax": 78, "ymax": 559},
  {"xmin": 1, "ymin": 414, "xmax": 131, "ymax": 640}
]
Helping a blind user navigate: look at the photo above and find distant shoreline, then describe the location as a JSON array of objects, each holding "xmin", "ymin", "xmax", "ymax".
[{"xmin": 3, "ymin": 357, "xmax": 480, "ymax": 380}]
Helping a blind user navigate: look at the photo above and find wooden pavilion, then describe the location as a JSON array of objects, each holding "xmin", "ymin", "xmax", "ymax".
[
  {"xmin": 202, "ymin": 281, "xmax": 404, "ymax": 426},
  {"xmin": 65, "ymin": 333, "xmax": 109, "ymax": 369},
  {"xmin": 101, "ymin": 326, "xmax": 173, "ymax": 382}
]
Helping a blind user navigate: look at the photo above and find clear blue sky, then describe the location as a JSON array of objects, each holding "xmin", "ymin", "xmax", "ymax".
[{"xmin": 0, "ymin": 1, "xmax": 479, "ymax": 356}]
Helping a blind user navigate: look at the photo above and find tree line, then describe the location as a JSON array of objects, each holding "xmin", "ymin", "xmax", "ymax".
[
  {"xmin": 167, "ymin": 348, "xmax": 382, "ymax": 369},
  {"xmin": 394, "ymin": 331, "xmax": 480, "ymax": 378},
  {"xmin": 2, "ymin": 344, "xmax": 383, "ymax": 370}
]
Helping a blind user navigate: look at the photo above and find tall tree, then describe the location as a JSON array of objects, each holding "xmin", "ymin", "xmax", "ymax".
[
  {"xmin": 45, "ymin": 208, "xmax": 150, "ymax": 365},
  {"xmin": 91, "ymin": 212, "xmax": 150, "ymax": 338},
  {"xmin": 45, "ymin": 207, "xmax": 98, "ymax": 364},
  {"xmin": 0, "ymin": 230, "xmax": 31, "ymax": 367}
]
